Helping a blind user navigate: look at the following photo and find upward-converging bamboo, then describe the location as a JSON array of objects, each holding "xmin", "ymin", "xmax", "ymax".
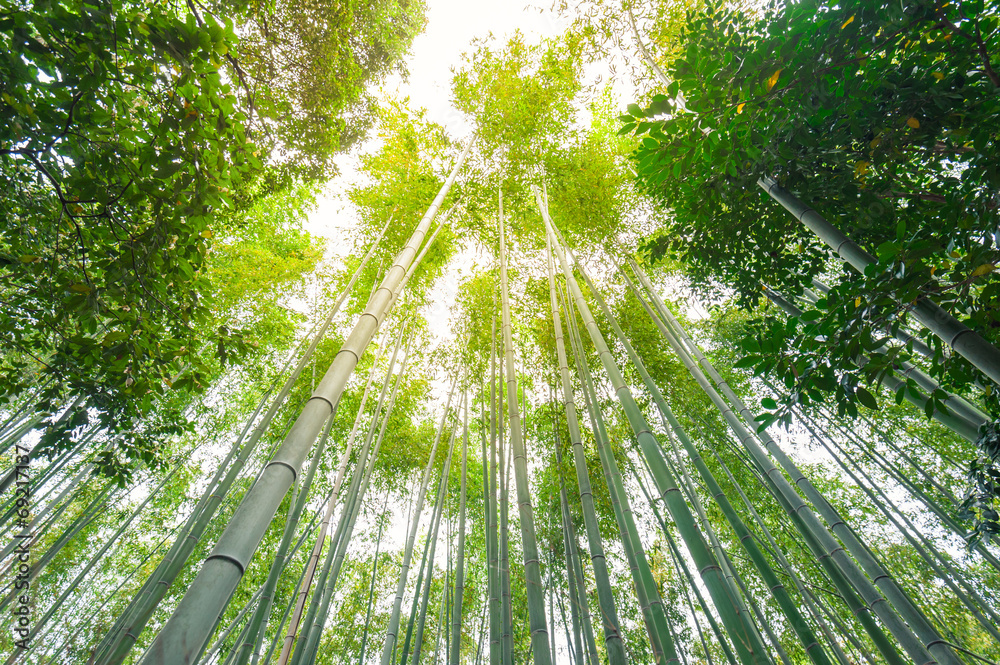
[
  {"xmin": 543, "ymin": 232, "xmax": 626, "ymax": 665},
  {"xmin": 539, "ymin": 189, "xmax": 770, "ymax": 665},
  {"xmin": 141, "ymin": 140, "xmax": 472, "ymax": 664},
  {"xmin": 411, "ymin": 426, "xmax": 459, "ymax": 665},
  {"xmin": 628, "ymin": 258, "xmax": 967, "ymax": 665},
  {"xmin": 380, "ymin": 375, "xmax": 459, "ymax": 665},
  {"xmin": 293, "ymin": 328, "xmax": 414, "ymax": 665},
  {"xmin": 569, "ymin": 256, "xmax": 832, "ymax": 665},
  {"xmin": 625, "ymin": 268, "xmax": 910, "ymax": 661},
  {"xmin": 558, "ymin": 276, "xmax": 676, "ymax": 664}
]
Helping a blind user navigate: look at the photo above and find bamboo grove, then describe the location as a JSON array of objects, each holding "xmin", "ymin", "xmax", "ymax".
[{"xmin": 3, "ymin": 0, "xmax": 1000, "ymax": 664}]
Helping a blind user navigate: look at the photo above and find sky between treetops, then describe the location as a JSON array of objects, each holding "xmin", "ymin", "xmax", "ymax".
[{"xmin": 303, "ymin": 0, "xmax": 580, "ymax": 344}]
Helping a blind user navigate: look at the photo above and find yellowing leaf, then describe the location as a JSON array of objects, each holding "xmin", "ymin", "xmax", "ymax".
[
  {"xmin": 200, "ymin": 229, "xmax": 213, "ymax": 239},
  {"xmin": 971, "ymin": 263, "xmax": 996, "ymax": 278},
  {"xmin": 906, "ymin": 117, "xmax": 920, "ymax": 129},
  {"xmin": 932, "ymin": 72, "xmax": 944, "ymax": 81},
  {"xmin": 854, "ymin": 297, "xmax": 862, "ymax": 308},
  {"xmin": 19, "ymin": 255, "xmax": 38, "ymax": 263},
  {"xmin": 870, "ymin": 137, "xmax": 882, "ymax": 149},
  {"xmin": 854, "ymin": 160, "xmax": 870, "ymax": 177},
  {"xmin": 69, "ymin": 283, "xmax": 92, "ymax": 294},
  {"xmin": 950, "ymin": 250, "xmax": 962, "ymax": 259},
  {"xmin": 766, "ymin": 69, "xmax": 782, "ymax": 92},
  {"xmin": 930, "ymin": 266, "xmax": 937, "ymax": 275},
  {"xmin": 737, "ymin": 103, "xmax": 745, "ymax": 114},
  {"xmin": 841, "ymin": 14, "xmax": 855, "ymax": 29}
]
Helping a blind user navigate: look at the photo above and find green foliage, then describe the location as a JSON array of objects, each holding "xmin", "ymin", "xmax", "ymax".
[
  {"xmin": 9, "ymin": 5, "xmax": 1000, "ymax": 664},
  {"xmin": 347, "ymin": 100, "xmax": 456, "ymax": 310},
  {"xmin": 221, "ymin": 0, "xmax": 428, "ymax": 181},
  {"xmin": 961, "ymin": 422, "xmax": 1000, "ymax": 547},
  {"xmin": 1, "ymin": 0, "xmax": 252, "ymax": 469},
  {"xmin": 0, "ymin": 0, "xmax": 423, "ymax": 479},
  {"xmin": 453, "ymin": 31, "xmax": 583, "ymax": 177},
  {"xmin": 621, "ymin": 0, "xmax": 1000, "ymax": 538}
]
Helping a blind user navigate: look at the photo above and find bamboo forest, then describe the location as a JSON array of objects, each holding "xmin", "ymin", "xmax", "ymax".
[{"xmin": 3, "ymin": 0, "xmax": 1000, "ymax": 663}]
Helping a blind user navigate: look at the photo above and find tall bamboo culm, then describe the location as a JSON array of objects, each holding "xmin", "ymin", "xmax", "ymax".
[
  {"xmin": 140, "ymin": 140, "xmax": 472, "ymax": 665},
  {"xmin": 497, "ymin": 189, "xmax": 552, "ymax": 665},
  {"xmin": 450, "ymin": 391, "xmax": 469, "ymax": 665},
  {"xmin": 557, "ymin": 276, "xmax": 675, "ymax": 665},
  {"xmin": 380, "ymin": 376, "xmax": 459, "ymax": 665},
  {"xmin": 759, "ymin": 176, "xmax": 1000, "ymax": 389},
  {"xmin": 544, "ymin": 233, "xmax": 627, "ymax": 665},
  {"xmin": 570, "ymin": 256, "xmax": 832, "ymax": 665}
]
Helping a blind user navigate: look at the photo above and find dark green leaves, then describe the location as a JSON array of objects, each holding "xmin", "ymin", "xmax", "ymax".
[{"xmin": 855, "ymin": 386, "xmax": 878, "ymax": 410}]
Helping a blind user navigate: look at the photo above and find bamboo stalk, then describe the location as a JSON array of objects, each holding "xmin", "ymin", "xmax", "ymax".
[
  {"xmin": 498, "ymin": 190, "xmax": 552, "ymax": 665},
  {"xmin": 759, "ymin": 176, "xmax": 1000, "ymax": 389},
  {"xmin": 544, "ymin": 232, "xmax": 627, "ymax": 665},
  {"xmin": 630, "ymin": 258, "xmax": 962, "ymax": 665},
  {"xmin": 559, "ymin": 277, "xmax": 675, "ymax": 663},
  {"xmin": 141, "ymin": 140, "xmax": 471, "ymax": 664},
  {"xmin": 450, "ymin": 391, "xmax": 469, "ymax": 665}
]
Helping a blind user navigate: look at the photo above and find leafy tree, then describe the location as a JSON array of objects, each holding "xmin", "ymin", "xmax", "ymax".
[
  {"xmin": 620, "ymin": 0, "xmax": 1000, "ymax": 537},
  {"xmin": 0, "ymin": 0, "xmax": 425, "ymax": 478}
]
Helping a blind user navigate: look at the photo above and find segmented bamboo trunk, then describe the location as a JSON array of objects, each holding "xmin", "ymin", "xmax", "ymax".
[
  {"xmin": 763, "ymin": 287, "xmax": 985, "ymax": 441},
  {"xmin": 231, "ymin": 415, "xmax": 334, "ymax": 665},
  {"xmin": 401, "ymin": 483, "xmax": 442, "ymax": 665},
  {"xmin": 498, "ymin": 190, "xmax": 552, "ymax": 665},
  {"xmin": 810, "ymin": 277, "xmax": 935, "ymax": 360},
  {"xmin": 498, "ymin": 296, "xmax": 514, "ymax": 665},
  {"xmin": 796, "ymin": 408, "xmax": 1000, "ymax": 641},
  {"xmin": 487, "ymin": 310, "xmax": 501, "ymax": 665},
  {"xmin": 140, "ymin": 140, "xmax": 471, "ymax": 664},
  {"xmin": 102, "ymin": 217, "xmax": 393, "ymax": 665},
  {"xmin": 571, "ymin": 261, "xmax": 832, "ymax": 665},
  {"xmin": 554, "ymin": 436, "xmax": 586, "ymax": 665},
  {"xmin": 450, "ymin": 391, "xmax": 469, "ymax": 665},
  {"xmin": 411, "ymin": 425, "xmax": 459, "ymax": 665},
  {"xmin": 294, "ymin": 331, "xmax": 414, "ymax": 665},
  {"xmin": 759, "ymin": 176, "xmax": 1000, "ymax": 389},
  {"xmin": 274, "ymin": 344, "xmax": 388, "ymax": 665},
  {"xmin": 557, "ymin": 277, "xmax": 676, "ymax": 664}
]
